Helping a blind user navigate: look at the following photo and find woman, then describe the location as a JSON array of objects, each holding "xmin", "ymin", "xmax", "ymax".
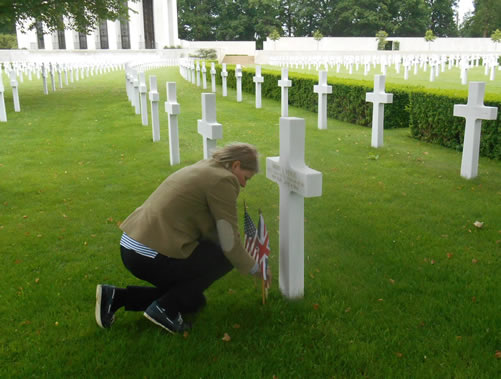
[{"xmin": 95, "ymin": 143, "xmax": 270, "ymax": 334}]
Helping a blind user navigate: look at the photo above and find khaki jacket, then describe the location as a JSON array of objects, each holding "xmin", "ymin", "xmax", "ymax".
[{"xmin": 120, "ymin": 159, "xmax": 255, "ymax": 274}]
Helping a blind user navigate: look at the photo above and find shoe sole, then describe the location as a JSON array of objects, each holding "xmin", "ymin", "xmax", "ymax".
[
  {"xmin": 95, "ymin": 285, "xmax": 105, "ymax": 328},
  {"xmin": 143, "ymin": 312, "xmax": 176, "ymax": 335}
]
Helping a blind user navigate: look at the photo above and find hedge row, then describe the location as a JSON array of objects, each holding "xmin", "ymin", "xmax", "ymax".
[
  {"xmin": 209, "ymin": 64, "xmax": 501, "ymax": 160},
  {"xmin": 409, "ymin": 90, "xmax": 501, "ymax": 160}
]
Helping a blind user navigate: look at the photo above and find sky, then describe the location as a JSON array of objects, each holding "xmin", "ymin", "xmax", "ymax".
[{"xmin": 456, "ymin": 0, "xmax": 474, "ymax": 22}]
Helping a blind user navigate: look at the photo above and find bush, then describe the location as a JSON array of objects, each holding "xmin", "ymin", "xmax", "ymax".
[
  {"xmin": 409, "ymin": 89, "xmax": 501, "ymax": 160},
  {"xmin": 0, "ymin": 34, "xmax": 18, "ymax": 49}
]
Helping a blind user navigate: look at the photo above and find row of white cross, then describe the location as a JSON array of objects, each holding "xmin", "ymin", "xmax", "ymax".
[
  {"xmin": 270, "ymin": 53, "xmax": 500, "ymax": 84},
  {"xmin": 175, "ymin": 60, "xmax": 497, "ymax": 297},
  {"xmin": 0, "ymin": 61, "xmax": 123, "ymax": 122}
]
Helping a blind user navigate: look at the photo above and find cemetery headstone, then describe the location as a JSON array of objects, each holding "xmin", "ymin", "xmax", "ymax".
[
  {"xmin": 266, "ymin": 117, "xmax": 322, "ymax": 298},
  {"xmin": 139, "ymin": 71, "xmax": 148, "ymax": 122},
  {"xmin": 253, "ymin": 65, "xmax": 264, "ymax": 109},
  {"xmin": 235, "ymin": 64, "xmax": 243, "ymax": 102},
  {"xmin": 278, "ymin": 67, "xmax": 292, "ymax": 117},
  {"xmin": 42, "ymin": 63, "xmax": 48, "ymax": 95},
  {"xmin": 221, "ymin": 63, "xmax": 228, "ymax": 97},
  {"xmin": 210, "ymin": 62, "xmax": 216, "ymax": 93},
  {"xmin": 49, "ymin": 63, "xmax": 56, "ymax": 92},
  {"xmin": 10, "ymin": 70, "xmax": 20, "ymax": 112},
  {"xmin": 197, "ymin": 93, "xmax": 222, "ymax": 159},
  {"xmin": 196, "ymin": 61, "xmax": 201, "ymax": 87},
  {"xmin": 133, "ymin": 70, "xmax": 141, "ymax": 115},
  {"xmin": 165, "ymin": 82, "xmax": 181, "ymax": 165},
  {"xmin": 149, "ymin": 75, "xmax": 160, "ymax": 142},
  {"xmin": 0, "ymin": 68, "xmax": 7, "ymax": 122},
  {"xmin": 202, "ymin": 62, "xmax": 207, "ymax": 89},
  {"xmin": 365, "ymin": 75, "xmax": 393, "ymax": 148},
  {"xmin": 313, "ymin": 70, "xmax": 332, "ymax": 130},
  {"xmin": 453, "ymin": 82, "xmax": 498, "ymax": 179},
  {"xmin": 57, "ymin": 64, "xmax": 63, "ymax": 89}
]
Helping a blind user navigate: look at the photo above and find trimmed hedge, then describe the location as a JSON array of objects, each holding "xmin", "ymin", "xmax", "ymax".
[
  {"xmin": 216, "ymin": 65, "xmax": 408, "ymax": 129},
  {"xmin": 210, "ymin": 64, "xmax": 501, "ymax": 160},
  {"xmin": 409, "ymin": 90, "xmax": 501, "ymax": 160}
]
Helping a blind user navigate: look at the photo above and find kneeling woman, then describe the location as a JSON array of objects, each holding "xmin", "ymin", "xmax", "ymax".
[{"xmin": 96, "ymin": 143, "xmax": 270, "ymax": 334}]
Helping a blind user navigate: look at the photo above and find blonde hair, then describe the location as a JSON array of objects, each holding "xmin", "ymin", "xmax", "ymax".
[{"xmin": 212, "ymin": 143, "xmax": 259, "ymax": 172}]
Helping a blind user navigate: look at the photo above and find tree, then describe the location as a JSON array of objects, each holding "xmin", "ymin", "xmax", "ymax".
[
  {"xmin": 492, "ymin": 29, "xmax": 501, "ymax": 51},
  {"xmin": 470, "ymin": 0, "xmax": 501, "ymax": 37},
  {"xmin": 0, "ymin": 0, "xmax": 135, "ymax": 34},
  {"xmin": 313, "ymin": 29, "xmax": 323, "ymax": 49},
  {"xmin": 424, "ymin": 28, "xmax": 436, "ymax": 41},
  {"xmin": 390, "ymin": 0, "xmax": 430, "ymax": 37},
  {"xmin": 426, "ymin": 0, "xmax": 458, "ymax": 36},
  {"xmin": 376, "ymin": 30, "xmax": 388, "ymax": 50},
  {"xmin": 424, "ymin": 28, "xmax": 436, "ymax": 50},
  {"xmin": 269, "ymin": 28, "xmax": 281, "ymax": 49},
  {"xmin": 492, "ymin": 28, "xmax": 501, "ymax": 43}
]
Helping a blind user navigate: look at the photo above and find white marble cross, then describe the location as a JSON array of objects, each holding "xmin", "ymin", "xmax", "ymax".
[
  {"xmin": 235, "ymin": 64, "xmax": 243, "ymax": 102},
  {"xmin": 57, "ymin": 63, "xmax": 63, "ymax": 89},
  {"xmin": 9, "ymin": 70, "xmax": 20, "ymax": 112},
  {"xmin": 365, "ymin": 75, "xmax": 393, "ymax": 148},
  {"xmin": 253, "ymin": 65, "xmax": 264, "ymax": 109},
  {"xmin": 132, "ymin": 70, "xmax": 141, "ymax": 115},
  {"xmin": 196, "ymin": 61, "xmax": 201, "ymax": 87},
  {"xmin": 139, "ymin": 71, "xmax": 148, "ymax": 125},
  {"xmin": 453, "ymin": 82, "xmax": 498, "ymax": 179},
  {"xmin": 197, "ymin": 93, "xmax": 222, "ymax": 159},
  {"xmin": 313, "ymin": 71, "xmax": 332, "ymax": 130},
  {"xmin": 49, "ymin": 63, "xmax": 56, "ymax": 92},
  {"xmin": 0, "ymin": 68, "xmax": 7, "ymax": 122},
  {"xmin": 221, "ymin": 63, "xmax": 228, "ymax": 97},
  {"xmin": 165, "ymin": 82, "xmax": 181, "ymax": 165},
  {"xmin": 266, "ymin": 117, "xmax": 322, "ymax": 299},
  {"xmin": 64, "ymin": 65, "xmax": 69, "ymax": 86},
  {"xmin": 149, "ymin": 75, "xmax": 160, "ymax": 142},
  {"xmin": 278, "ymin": 67, "xmax": 292, "ymax": 117},
  {"xmin": 42, "ymin": 63, "xmax": 48, "ymax": 95},
  {"xmin": 210, "ymin": 62, "xmax": 216, "ymax": 93},
  {"xmin": 202, "ymin": 62, "xmax": 207, "ymax": 89}
]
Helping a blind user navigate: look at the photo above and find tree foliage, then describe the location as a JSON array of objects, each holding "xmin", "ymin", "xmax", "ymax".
[
  {"xmin": 492, "ymin": 29, "xmax": 501, "ymax": 43},
  {"xmin": 426, "ymin": 0, "xmax": 458, "ymax": 36},
  {"xmin": 376, "ymin": 30, "xmax": 388, "ymax": 50},
  {"xmin": 0, "ymin": 0, "xmax": 135, "ymax": 34},
  {"xmin": 463, "ymin": 0, "xmax": 501, "ymax": 37}
]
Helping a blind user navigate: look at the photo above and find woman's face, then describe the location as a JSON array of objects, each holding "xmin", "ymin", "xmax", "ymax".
[{"xmin": 230, "ymin": 161, "xmax": 255, "ymax": 188}]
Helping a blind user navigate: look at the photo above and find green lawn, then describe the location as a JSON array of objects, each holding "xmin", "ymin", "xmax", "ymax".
[{"xmin": 1, "ymin": 66, "xmax": 500, "ymax": 377}]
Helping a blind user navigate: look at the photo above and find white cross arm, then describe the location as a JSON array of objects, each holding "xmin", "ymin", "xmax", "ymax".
[
  {"xmin": 453, "ymin": 104, "xmax": 498, "ymax": 120},
  {"xmin": 313, "ymin": 84, "xmax": 332, "ymax": 95},
  {"xmin": 278, "ymin": 79, "xmax": 292, "ymax": 88},
  {"xmin": 266, "ymin": 157, "xmax": 322, "ymax": 198},
  {"xmin": 165, "ymin": 101, "xmax": 180, "ymax": 114},
  {"xmin": 197, "ymin": 120, "xmax": 222, "ymax": 139},
  {"xmin": 366, "ymin": 92, "xmax": 393, "ymax": 104},
  {"xmin": 253, "ymin": 76, "xmax": 264, "ymax": 83}
]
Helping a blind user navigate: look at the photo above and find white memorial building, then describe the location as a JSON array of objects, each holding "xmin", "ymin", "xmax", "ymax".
[{"xmin": 16, "ymin": 0, "xmax": 179, "ymax": 50}]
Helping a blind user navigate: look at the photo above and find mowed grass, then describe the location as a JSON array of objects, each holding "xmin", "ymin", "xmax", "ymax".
[{"xmin": 0, "ymin": 66, "xmax": 500, "ymax": 378}]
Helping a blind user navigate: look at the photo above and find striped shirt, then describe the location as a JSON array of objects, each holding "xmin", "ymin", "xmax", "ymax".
[{"xmin": 120, "ymin": 232, "xmax": 158, "ymax": 259}]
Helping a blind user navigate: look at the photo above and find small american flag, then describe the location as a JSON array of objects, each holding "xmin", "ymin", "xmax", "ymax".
[{"xmin": 244, "ymin": 205, "xmax": 259, "ymax": 260}]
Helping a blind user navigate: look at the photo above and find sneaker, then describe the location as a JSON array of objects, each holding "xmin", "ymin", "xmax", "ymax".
[
  {"xmin": 144, "ymin": 301, "xmax": 191, "ymax": 334},
  {"xmin": 95, "ymin": 284, "xmax": 116, "ymax": 329}
]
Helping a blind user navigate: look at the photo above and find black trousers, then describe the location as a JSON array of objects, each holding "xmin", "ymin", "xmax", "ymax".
[{"xmin": 120, "ymin": 240, "xmax": 233, "ymax": 315}]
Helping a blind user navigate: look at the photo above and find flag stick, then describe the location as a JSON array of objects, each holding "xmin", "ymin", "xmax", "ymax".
[{"xmin": 262, "ymin": 278, "xmax": 266, "ymax": 305}]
